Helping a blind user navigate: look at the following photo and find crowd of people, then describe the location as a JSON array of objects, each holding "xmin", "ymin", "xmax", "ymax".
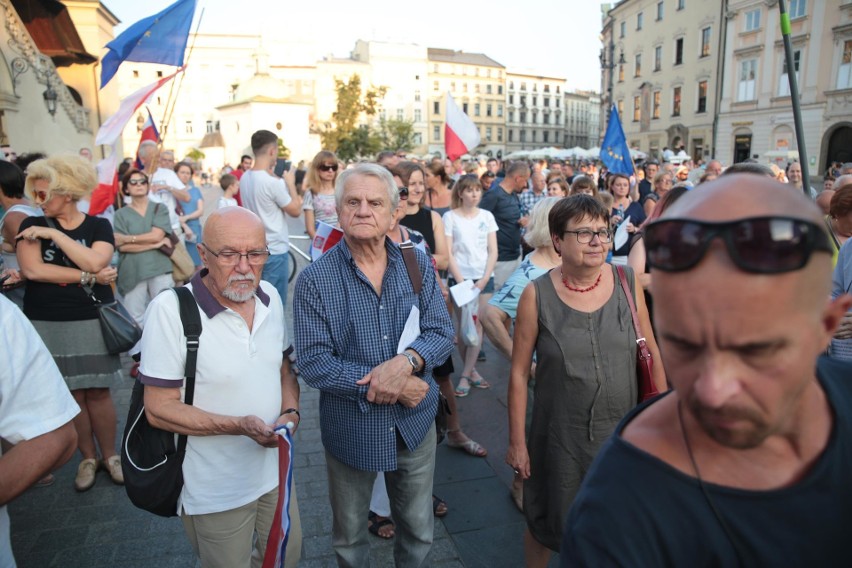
[{"xmin": 2, "ymin": 133, "xmax": 852, "ymax": 568}]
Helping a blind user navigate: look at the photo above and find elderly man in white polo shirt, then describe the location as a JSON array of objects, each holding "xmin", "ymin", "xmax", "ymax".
[{"xmin": 138, "ymin": 207, "xmax": 301, "ymax": 568}]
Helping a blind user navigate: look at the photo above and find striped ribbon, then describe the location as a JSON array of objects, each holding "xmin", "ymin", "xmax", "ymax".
[{"xmin": 262, "ymin": 425, "xmax": 294, "ymax": 568}]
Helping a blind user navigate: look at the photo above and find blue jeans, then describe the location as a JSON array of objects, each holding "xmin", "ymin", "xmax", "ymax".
[
  {"xmin": 262, "ymin": 252, "xmax": 289, "ymax": 308},
  {"xmin": 326, "ymin": 425, "xmax": 436, "ymax": 568}
]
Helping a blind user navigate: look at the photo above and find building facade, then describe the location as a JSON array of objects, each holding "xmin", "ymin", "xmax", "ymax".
[
  {"xmin": 604, "ymin": 0, "xmax": 724, "ymax": 162},
  {"xmin": 426, "ymin": 48, "xmax": 506, "ymax": 157},
  {"xmin": 564, "ymin": 90, "xmax": 602, "ymax": 148},
  {"xmin": 505, "ymin": 72, "xmax": 565, "ymax": 152},
  {"xmin": 717, "ymin": 0, "xmax": 852, "ymax": 176},
  {"xmin": 0, "ymin": 0, "xmax": 112, "ymax": 157}
]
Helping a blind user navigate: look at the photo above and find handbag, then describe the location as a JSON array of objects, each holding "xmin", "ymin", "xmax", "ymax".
[
  {"xmin": 616, "ymin": 265, "xmax": 660, "ymax": 403},
  {"xmin": 399, "ymin": 241, "xmax": 453, "ymax": 443},
  {"xmin": 154, "ymin": 204, "xmax": 195, "ymax": 282},
  {"xmin": 122, "ymin": 286, "xmax": 200, "ymax": 517},
  {"xmin": 44, "ymin": 217, "xmax": 142, "ymax": 354}
]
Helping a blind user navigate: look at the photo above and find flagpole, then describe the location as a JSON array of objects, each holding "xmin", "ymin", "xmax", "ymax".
[
  {"xmin": 777, "ymin": 0, "xmax": 810, "ymax": 196},
  {"xmin": 160, "ymin": 7, "xmax": 205, "ymax": 149}
]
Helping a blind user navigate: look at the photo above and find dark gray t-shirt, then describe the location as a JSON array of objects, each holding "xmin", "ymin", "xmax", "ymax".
[
  {"xmin": 562, "ymin": 356, "xmax": 852, "ymax": 568},
  {"xmin": 479, "ymin": 185, "xmax": 521, "ymax": 261}
]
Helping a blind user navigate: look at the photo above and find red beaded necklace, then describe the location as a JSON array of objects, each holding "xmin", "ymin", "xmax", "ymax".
[{"xmin": 560, "ymin": 269, "xmax": 603, "ymax": 293}]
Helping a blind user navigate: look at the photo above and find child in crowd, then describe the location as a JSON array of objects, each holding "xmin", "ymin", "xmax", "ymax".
[
  {"xmin": 442, "ymin": 174, "xmax": 498, "ymax": 397},
  {"xmin": 217, "ymin": 174, "xmax": 239, "ymax": 209}
]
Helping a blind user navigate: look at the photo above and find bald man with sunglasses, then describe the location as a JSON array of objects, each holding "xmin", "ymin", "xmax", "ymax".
[{"xmin": 562, "ymin": 175, "xmax": 852, "ymax": 567}]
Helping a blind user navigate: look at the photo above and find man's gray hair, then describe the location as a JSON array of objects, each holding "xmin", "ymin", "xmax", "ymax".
[
  {"xmin": 335, "ymin": 163, "xmax": 398, "ymax": 211},
  {"xmin": 138, "ymin": 140, "xmax": 157, "ymax": 159}
]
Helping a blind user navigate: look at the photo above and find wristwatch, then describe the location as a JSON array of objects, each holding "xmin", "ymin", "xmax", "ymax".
[{"xmin": 402, "ymin": 351, "xmax": 419, "ymax": 373}]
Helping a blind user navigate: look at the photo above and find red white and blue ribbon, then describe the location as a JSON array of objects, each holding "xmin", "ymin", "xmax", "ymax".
[{"xmin": 262, "ymin": 425, "xmax": 294, "ymax": 568}]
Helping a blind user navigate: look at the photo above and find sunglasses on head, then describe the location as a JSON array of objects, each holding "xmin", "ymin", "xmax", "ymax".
[
  {"xmin": 643, "ymin": 216, "xmax": 833, "ymax": 274},
  {"xmin": 318, "ymin": 164, "xmax": 338, "ymax": 172}
]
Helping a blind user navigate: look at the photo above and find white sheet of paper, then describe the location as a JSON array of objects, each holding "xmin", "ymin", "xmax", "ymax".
[
  {"xmin": 397, "ymin": 305, "xmax": 421, "ymax": 354},
  {"xmin": 450, "ymin": 281, "xmax": 480, "ymax": 307},
  {"xmin": 614, "ymin": 215, "xmax": 632, "ymax": 250}
]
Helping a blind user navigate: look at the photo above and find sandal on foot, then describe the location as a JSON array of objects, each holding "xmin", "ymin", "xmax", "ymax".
[
  {"xmin": 368, "ymin": 511, "xmax": 395, "ymax": 539},
  {"xmin": 454, "ymin": 377, "xmax": 472, "ymax": 398},
  {"xmin": 446, "ymin": 433, "xmax": 487, "ymax": 457},
  {"xmin": 432, "ymin": 495, "xmax": 448, "ymax": 517},
  {"xmin": 469, "ymin": 371, "xmax": 491, "ymax": 389}
]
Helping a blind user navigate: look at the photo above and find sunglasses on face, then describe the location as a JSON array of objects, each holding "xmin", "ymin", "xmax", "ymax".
[
  {"xmin": 318, "ymin": 164, "xmax": 338, "ymax": 172},
  {"xmin": 33, "ymin": 190, "xmax": 49, "ymax": 202},
  {"xmin": 128, "ymin": 178, "xmax": 148, "ymax": 186},
  {"xmin": 644, "ymin": 216, "xmax": 833, "ymax": 274},
  {"xmin": 398, "ymin": 186, "xmax": 409, "ymax": 199}
]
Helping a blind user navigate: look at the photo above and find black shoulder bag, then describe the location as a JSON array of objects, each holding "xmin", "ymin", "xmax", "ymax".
[
  {"xmin": 121, "ymin": 286, "xmax": 201, "ymax": 517},
  {"xmin": 399, "ymin": 241, "xmax": 451, "ymax": 444}
]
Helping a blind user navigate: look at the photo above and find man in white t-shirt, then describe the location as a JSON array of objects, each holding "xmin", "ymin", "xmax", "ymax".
[
  {"xmin": 140, "ymin": 207, "xmax": 301, "ymax": 568},
  {"xmin": 238, "ymin": 130, "xmax": 302, "ymax": 307},
  {"xmin": 139, "ymin": 143, "xmax": 191, "ymax": 236},
  {"xmin": 0, "ymin": 295, "xmax": 79, "ymax": 567}
]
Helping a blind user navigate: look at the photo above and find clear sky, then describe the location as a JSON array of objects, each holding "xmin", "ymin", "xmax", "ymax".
[{"xmin": 106, "ymin": 0, "xmax": 608, "ymax": 92}]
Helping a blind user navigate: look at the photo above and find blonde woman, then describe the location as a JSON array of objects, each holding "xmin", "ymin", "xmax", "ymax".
[
  {"xmin": 16, "ymin": 155, "xmax": 124, "ymax": 492},
  {"xmin": 302, "ymin": 150, "xmax": 340, "ymax": 239}
]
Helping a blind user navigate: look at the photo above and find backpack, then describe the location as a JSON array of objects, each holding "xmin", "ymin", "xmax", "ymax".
[{"xmin": 121, "ymin": 286, "xmax": 201, "ymax": 517}]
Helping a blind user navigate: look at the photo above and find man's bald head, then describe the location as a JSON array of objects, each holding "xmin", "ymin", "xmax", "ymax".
[
  {"xmin": 203, "ymin": 206, "xmax": 265, "ymax": 249},
  {"xmin": 816, "ymin": 190, "xmax": 835, "ymax": 215},
  {"xmin": 655, "ymin": 174, "xmax": 832, "ymax": 307},
  {"xmin": 662, "ymin": 174, "xmax": 823, "ymax": 224}
]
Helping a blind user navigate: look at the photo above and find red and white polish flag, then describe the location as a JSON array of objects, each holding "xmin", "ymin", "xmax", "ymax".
[
  {"xmin": 444, "ymin": 92, "xmax": 481, "ymax": 161},
  {"xmin": 310, "ymin": 220, "xmax": 344, "ymax": 261},
  {"xmin": 262, "ymin": 426, "xmax": 294, "ymax": 568}
]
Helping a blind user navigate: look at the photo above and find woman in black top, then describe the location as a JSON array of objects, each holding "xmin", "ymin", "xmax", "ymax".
[{"xmin": 17, "ymin": 155, "xmax": 124, "ymax": 492}]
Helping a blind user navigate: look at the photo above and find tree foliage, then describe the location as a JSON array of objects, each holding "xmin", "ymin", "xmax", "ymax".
[
  {"xmin": 377, "ymin": 118, "xmax": 417, "ymax": 152},
  {"xmin": 320, "ymin": 74, "xmax": 387, "ymax": 160}
]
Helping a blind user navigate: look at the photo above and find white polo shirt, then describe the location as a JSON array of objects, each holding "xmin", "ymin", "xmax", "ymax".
[
  {"xmin": 239, "ymin": 170, "xmax": 292, "ymax": 255},
  {"xmin": 0, "ymin": 295, "xmax": 80, "ymax": 566},
  {"xmin": 139, "ymin": 272, "xmax": 290, "ymax": 515}
]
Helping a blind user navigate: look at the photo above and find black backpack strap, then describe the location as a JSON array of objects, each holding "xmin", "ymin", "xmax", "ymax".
[
  {"xmin": 399, "ymin": 241, "xmax": 422, "ymax": 296},
  {"xmin": 171, "ymin": 287, "xmax": 201, "ymax": 455}
]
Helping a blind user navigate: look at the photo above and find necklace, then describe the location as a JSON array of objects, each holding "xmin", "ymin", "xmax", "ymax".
[{"xmin": 560, "ymin": 269, "xmax": 602, "ymax": 293}]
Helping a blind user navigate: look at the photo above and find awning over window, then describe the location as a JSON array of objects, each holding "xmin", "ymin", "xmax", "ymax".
[{"xmin": 12, "ymin": 0, "xmax": 97, "ymax": 67}]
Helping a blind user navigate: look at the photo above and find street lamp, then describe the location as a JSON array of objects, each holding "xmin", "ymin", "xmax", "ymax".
[
  {"xmin": 599, "ymin": 37, "xmax": 625, "ymax": 124},
  {"xmin": 43, "ymin": 81, "xmax": 58, "ymax": 117}
]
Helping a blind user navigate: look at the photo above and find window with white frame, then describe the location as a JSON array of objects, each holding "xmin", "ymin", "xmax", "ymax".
[
  {"xmin": 414, "ymin": 109, "xmax": 422, "ymax": 122},
  {"xmin": 654, "ymin": 46, "xmax": 662, "ymax": 71},
  {"xmin": 656, "ymin": 1, "xmax": 664, "ymax": 20},
  {"xmin": 433, "ymin": 125, "xmax": 440, "ymax": 141},
  {"xmin": 677, "ymin": 0, "xmax": 684, "ymax": 8},
  {"xmin": 700, "ymin": 27, "xmax": 711, "ymax": 58},
  {"xmin": 789, "ymin": 0, "xmax": 806, "ymax": 19},
  {"xmin": 635, "ymin": 53, "xmax": 642, "ymax": 77},
  {"xmin": 620, "ymin": 21, "xmax": 626, "ymax": 38},
  {"xmin": 778, "ymin": 50, "xmax": 801, "ymax": 97},
  {"xmin": 838, "ymin": 40, "xmax": 852, "ymax": 89},
  {"xmin": 745, "ymin": 9, "xmax": 761, "ymax": 31},
  {"xmin": 637, "ymin": 12, "xmax": 644, "ymax": 30},
  {"xmin": 738, "ymin": 59, "xmax": 757, "ymax": 101}
]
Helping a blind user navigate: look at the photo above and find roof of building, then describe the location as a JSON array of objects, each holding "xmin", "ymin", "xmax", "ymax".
[
  {"xmin": 427, "ymin": 48, "xmax": 504, "ymax": 68},
  {"xmin": 13, "ymin": 0, "xmax": 97, "ymax": 66}
]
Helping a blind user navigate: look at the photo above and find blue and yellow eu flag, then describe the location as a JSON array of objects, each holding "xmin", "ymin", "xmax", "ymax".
[
  {"xmin": 100, "ymin": 0, "xmax": 197, "ymax": 88},
  {"xmin": 601, "ymin": 105, "xmax": 634, "ymax": 176}
]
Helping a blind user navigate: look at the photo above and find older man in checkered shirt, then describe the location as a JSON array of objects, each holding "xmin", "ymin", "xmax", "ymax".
[{"xmin": 294, "ymin": 163, "xmax": 453, "ymax": 568}]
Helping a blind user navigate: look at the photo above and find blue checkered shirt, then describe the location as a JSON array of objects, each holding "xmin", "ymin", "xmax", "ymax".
[
  {"xmin": 518, "ymin": 189, "xmax": 547, "ymax": 218},
  {"xmin": 293, "ymin": 237, "xmax": 454, "ymax": 471}
]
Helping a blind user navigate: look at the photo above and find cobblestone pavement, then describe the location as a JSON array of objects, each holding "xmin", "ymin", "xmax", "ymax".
[{"xmin": 9, "ymin": 217, "xmax": 559, "ymax": 567}]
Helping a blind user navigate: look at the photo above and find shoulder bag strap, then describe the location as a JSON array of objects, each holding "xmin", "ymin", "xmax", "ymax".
[
  {"xmin": 172, "ymin": 286, "xmax": 202, "ymax": 455},
  {"xmin": 616, "ymin": 265, "xmax": 645, "ymax": 345},
  {"xmin": 399, "ymin": 241, "xmax": 422, "ymax": 296}
]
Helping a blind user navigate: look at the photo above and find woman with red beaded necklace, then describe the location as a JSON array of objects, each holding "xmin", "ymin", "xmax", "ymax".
[{"xmin": 505, "ymin": 194, "xmax": 665, "ymax": 568}]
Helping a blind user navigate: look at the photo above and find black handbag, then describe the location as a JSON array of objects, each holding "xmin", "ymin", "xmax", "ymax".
[
  {"xmin": 44, "ymin": 217, "xmax": 142, "ymax": 354},
  {"xmin": 121, "ymin": 286, "xmax": 200, "ymax": 517},
  {"xmin": 94, "ymin": 298, "xmax": 143, "ymax": 355}
]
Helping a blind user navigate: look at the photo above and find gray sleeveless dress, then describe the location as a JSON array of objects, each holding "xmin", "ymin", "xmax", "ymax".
[{"xmin": 524, "ymin": 264, "xmax": 639, "ymax": 551}]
